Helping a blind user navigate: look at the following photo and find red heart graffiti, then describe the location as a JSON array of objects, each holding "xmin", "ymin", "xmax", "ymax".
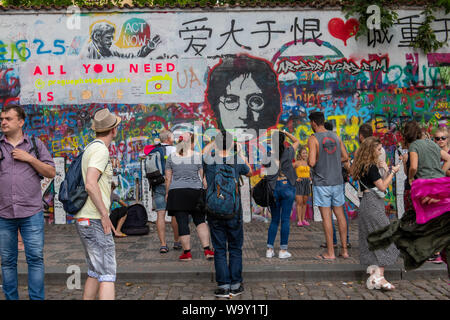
[{"xmin": 328, "ymin": 18, "xmax": 360, "ymax": 46}]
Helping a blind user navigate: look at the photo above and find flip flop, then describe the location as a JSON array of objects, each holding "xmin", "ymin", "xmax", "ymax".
[
  {"xmin": 315, "ymin": 254, "xmax": 336, "ymax": 261},
  {"xmin": 114, "ymin": 233, "xmax": 127, "ymax": 238},
  {"xmin": 160, "ymin": 246, "xmax": 169, "ymax": 254}
]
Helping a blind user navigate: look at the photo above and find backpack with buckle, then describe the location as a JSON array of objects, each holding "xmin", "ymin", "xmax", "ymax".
[
  {"xmin": 145, "ymin": 143, "xmax": 167, "ymax": 189},
  {"xmin": 205, "ymin": 159, "xmax": 240, "ymax": 220}
]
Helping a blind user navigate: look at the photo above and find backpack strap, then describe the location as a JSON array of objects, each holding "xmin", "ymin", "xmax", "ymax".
[
  {"xmin": 30, "ymin": 135, "xmax": 40, "ymax": 160},
  {"xmin": 0, "ymin": 134, "xmax": 4, "ymax": 162},
  {"xmin": 83, "ymin": 140, "xmax": 109, "ymax": 182}
]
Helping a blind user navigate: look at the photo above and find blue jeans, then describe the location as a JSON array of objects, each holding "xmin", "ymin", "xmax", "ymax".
[
  {"xmin": 0, "ymin": 211, "xmax": 45, "ymax": 300},
  {"xmin": 209, "ymin": 214, "xmax": 243, "ymax": 290},
  {"xmin": 267, "ymin": 180, "xmax": 296, "ymax": 250}
]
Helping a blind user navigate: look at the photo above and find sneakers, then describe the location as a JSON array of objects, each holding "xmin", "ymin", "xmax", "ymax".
[
  {"xmin": 278, "ymin": 250, "xmax": 292, "ymax": 259},
  {"xmin": 179, "ymin": 252, "xmax": 192, "ymax": 261},
  {"xmin": 204, "ymin": 249, "xmax": 215, "ymax": 260},
  {"xmin": 296, "ymin": 221, "xmax": 303, "ymax": 227},
  {"xmin": 230, "ymin": 285, "xmax": 244, "ymax": 297},
  {"xmin": 302, "ymin": 220, "xmax": 310, "ymax": 226},
  {"xmin": 214, "ymin": 288, "xmax": 230, "ymax": 298},
  {"xmin": 266, "ymin": 249, "xmax": 275, "ymax": 258},
  {"xmin": 432, "ymin": 255, "xmax": 444, "ymax": 264}
]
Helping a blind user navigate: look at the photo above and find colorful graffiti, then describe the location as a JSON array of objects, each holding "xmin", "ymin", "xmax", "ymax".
[{"xmin": 0, "ymin": 9, "xmax": 449, "ymax": 223}]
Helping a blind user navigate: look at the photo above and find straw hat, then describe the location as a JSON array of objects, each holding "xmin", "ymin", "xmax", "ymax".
[{"xmin": 91, "ymin": 108, "xmax": 122, "ymax": 132}]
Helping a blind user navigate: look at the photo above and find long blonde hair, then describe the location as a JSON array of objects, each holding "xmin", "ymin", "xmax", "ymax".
[{"xmin": 351, "ymin": 137, "xmax": 381, "ymax": 181}]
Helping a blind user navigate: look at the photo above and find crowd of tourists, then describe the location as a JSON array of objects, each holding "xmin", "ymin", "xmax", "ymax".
[{"xmin": 0, "ymin": 105, "xmax": 448, "ymax": 300}]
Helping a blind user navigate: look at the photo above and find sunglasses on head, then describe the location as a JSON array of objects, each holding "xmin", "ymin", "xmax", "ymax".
[{"xmin": 435, "ymin": 136, "xmax": 447, "ymax": 141}]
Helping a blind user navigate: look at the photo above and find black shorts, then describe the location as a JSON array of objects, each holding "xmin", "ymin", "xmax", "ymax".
[
  {"xmin": 173, "ymin": 210, "xmax": 206, "ymax": 236},
  {"xmin": 110, "ymin": 206, "xmax": 128, "ymax": 228}
]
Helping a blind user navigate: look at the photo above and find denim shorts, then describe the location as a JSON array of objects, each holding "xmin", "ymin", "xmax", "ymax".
[
  {"xmin": 152, "ymin": 184, "xmax": 166, "ymax": 211},
  {"xmin": 75, "ymin": 219, "xmax": 116, "ymax": 282},
  {"xmin": 313, "ymin": 184, "xmax": 345, "ymax": 208}
]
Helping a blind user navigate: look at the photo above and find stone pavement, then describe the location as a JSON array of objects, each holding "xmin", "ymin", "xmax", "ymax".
[
  {"xmin": 1, "ymin": 278, "xmax": 449, "ymax": 300},
  {"xmin": 8, "ymin": 217, "xmax": 447, "ymax": 284}
]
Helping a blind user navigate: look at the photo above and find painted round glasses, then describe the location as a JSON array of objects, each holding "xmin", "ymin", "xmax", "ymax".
[{"xmin": 219, "ymin": 94, "xmax": 265, "ymax": 112}]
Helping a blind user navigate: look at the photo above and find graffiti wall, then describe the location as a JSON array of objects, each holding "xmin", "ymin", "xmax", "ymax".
[{"xmin": 0, "ymin": 8, "xmax": 449, "ymax": 223}]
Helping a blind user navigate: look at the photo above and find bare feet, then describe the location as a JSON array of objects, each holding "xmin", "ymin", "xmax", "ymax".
[{"xmin": 316, "ymin": 253, "xmax": 336, "ymax": 260}]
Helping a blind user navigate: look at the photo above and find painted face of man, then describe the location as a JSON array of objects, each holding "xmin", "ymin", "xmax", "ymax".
[
  {"xmin": 217, "ymin": 74, "xmax": 265, "ymax": 138},
  {"xmin": 99, "ymin": 32, "xmax": 114, "ymax": 49}
]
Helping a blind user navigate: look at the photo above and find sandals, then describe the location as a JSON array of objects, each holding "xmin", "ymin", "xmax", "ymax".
[
  {"xmin": 366, "ymin": 265, "xmax": 395, "ymax": 291},
  {"xmin": 173, "ymin": 242, "xmax": 182, "ymax": 250},
  {"xmin": 160, "ymin": 246, "xmax": 169, "ymax": 254}
]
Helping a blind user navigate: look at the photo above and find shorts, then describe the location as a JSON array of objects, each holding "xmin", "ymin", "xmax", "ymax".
[
  {"xmin": 173, "ymin": 210, "xmax": 206, "ymax": 236},
  {"xmin": 152, "ymin": 184, "xmax": 166, "ymax": 211},
  {"xmin": 75, "ymin": 219, "xmax": 116, "ymax": 282},
  {"xmin": 295, "ymin": 178, "xmax": 311, "ymax": 196},
  {"xmin": 313, "ymin": 184, "xmax": 345, "ymax": 208}
]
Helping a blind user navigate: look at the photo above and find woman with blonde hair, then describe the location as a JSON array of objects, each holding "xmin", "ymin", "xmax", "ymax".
[
  {"xmin": 351, "ymin": 137, "xmax": 400, "ymax": 291},
  {"xmin": 434, "ymin": 126, "xmax": 450, "ymax": 176},
  {"xmin": 293, "ymin": 146, "xmax": 311, "ymax": 227}
]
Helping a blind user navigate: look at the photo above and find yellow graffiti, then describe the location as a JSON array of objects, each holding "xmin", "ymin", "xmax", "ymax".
[{"xmin": 146, "ymin": 74, "xmax": 173, "ymax": 95}]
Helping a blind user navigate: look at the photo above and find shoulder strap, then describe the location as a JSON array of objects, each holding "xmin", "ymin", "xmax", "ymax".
[
  {"xmin": 0, "ymin": 134, "xmax": 3, "ymax": 161},
  {"xmin": 83, "ymin": 140, "xmax": 109, "ymax": 181},
  {"xmin": 31, "ymin": 136, "xmax": 40, "ymax": 160}
]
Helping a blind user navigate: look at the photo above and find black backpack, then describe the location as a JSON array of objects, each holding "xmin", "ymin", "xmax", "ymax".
[
  {"xmin": 121, "ymin": 203, "xmax": 149, "ymax": 236},
  {"xmin": 252, "ymin": 177, "xmax": 274, "ymax": 208}
]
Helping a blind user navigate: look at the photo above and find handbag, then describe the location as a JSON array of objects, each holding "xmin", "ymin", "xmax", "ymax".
[
  {"xmin": 359, "ymin": 180, "xmax": 386, "ymax": 199},
  {"xmin": 252, "ymin": 177, "xmax": 275, "ymax": 208}
]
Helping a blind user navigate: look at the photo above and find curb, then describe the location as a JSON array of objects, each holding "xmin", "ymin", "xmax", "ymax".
[{"xmin": 4, "ymin": 263, "xmax": 447, "ymax": 285}]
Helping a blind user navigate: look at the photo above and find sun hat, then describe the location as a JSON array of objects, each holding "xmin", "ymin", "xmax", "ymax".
[{"xmin": 91, "ymin": 108, "xmax": 122, "ymax": 132}]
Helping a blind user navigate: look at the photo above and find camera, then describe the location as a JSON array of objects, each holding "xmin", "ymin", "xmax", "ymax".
[{"xmin": 146, "ymin": 74, "xmax": 173, "ymax": 95}]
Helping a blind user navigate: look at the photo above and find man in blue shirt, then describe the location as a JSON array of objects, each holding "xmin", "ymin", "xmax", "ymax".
[{"xmin": 203, "ymin": 131, "xmax": 252, "ymax": 298}]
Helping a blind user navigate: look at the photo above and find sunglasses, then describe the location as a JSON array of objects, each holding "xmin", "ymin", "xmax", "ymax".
[{"xmin": 434, "ymin": 136, "xmax": 448, "ymax": 141}]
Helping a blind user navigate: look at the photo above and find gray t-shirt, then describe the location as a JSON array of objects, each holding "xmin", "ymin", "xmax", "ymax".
[
  {"xmin": 165, "ymin": 152, "xmax": 203, "ymax": 190},
  {"xmin": 409, "ymin": 139, "xmax": 444, "ymax": 179},
  {"xmin": 311, "ymin": 131, "xmax": 343, "ymax": 186}
]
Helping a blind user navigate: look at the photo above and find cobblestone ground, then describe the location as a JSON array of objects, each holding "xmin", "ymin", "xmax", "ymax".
[{"xmin": 2, "ymin": 278, "xmax": 448, "ymax": 300}]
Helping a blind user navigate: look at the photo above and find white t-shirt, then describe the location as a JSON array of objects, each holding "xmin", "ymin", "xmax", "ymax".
[
  {"xmin": 76, "ymin": 140, "xmax": 112, "ymax": 220},
  {"xmin": 161, "ymin": 143, "xmax": 176, "ymax": 157}
]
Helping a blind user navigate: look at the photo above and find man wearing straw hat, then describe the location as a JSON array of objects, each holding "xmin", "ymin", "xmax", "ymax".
[{"xmin": 75, "ymin": 108, "xmax": 121, "ymax": 300}]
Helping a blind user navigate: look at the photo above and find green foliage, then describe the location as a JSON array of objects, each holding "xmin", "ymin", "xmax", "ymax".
[
  {"xmin": 412, "ymin": 5, "xmax": 448, "ymax": 54},
  {"xmin": 341, "ymin": 0, "xmax": 398, "ymax": 40},
  {"xmin": 341, "ymin": 0, "xmax": 450, "ymax": 54}
]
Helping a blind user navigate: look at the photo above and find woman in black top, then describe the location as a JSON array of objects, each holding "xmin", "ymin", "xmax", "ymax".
[
  {"xmin": 264, "ymin": 130, "xmax": 300, "ymax": 259},
  {"xmin": 351, "ymin": 137, "xmax": 401, "ymax": 291}
]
